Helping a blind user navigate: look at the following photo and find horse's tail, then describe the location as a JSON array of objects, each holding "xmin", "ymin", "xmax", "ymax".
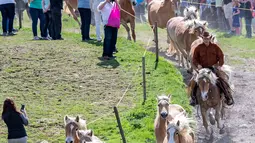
[{"xmin": 221, "ymin": 65, "xmax": 234, "ymax": 90}]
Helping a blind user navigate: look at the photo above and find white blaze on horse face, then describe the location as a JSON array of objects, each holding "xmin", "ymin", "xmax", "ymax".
[
  {"xmin": 200, "ymin": 78, "xmax": 209, "ymax": 101},
  {"xmin": 168, "ymin": 127, "xmax": 176, "ymax": 143},
  {"xmin": 65, "ymin": 124, "xmax": 74, "ymax": 143}
]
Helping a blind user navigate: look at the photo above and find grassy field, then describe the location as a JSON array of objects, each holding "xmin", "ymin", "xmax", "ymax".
[{"xmin": 0, "ymin": 15, "xmax": 191, "ymax": 142}]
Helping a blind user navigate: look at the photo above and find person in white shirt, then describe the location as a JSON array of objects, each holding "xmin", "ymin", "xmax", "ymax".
[
  {"xmin": 98, "ymin": 0, "xmax": 120, "ymax": 60},
  {"xmin": 91, "ymin": 0, "xmax": 104, "ymax": 42}
]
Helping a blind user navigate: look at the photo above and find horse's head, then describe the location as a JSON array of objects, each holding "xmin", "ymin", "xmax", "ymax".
[
  {"xmin": 189, "ymin": 20, "xmax": 208, "ymax": 37},
  {"xmin": 195, "ymin": 68, "xmax": 218, "ymax": 101},
  {"xmin": 64, "ymin": 115, "xmax": 87, "ymax": 130},
  {"xmin": 65, "ymin": 121, "xmax": 79, "ymax": 143},
  {"xmin": 157, "ymin": 94, "xmax": 171, "ymax": 119},
  {"xmin": 183, "ymin": 6, "xmax": 199, "ymax": 20},
  {"xmin": 77, "ymin": 130, "xmax": 93, "ymax": 143},
  {"xmin": 167, "ymin": 111, "xmax": 194, "ymax": 143},
  {"xmin": 130, "ymin": 0, "xmax": 137, "ymax": 6}
]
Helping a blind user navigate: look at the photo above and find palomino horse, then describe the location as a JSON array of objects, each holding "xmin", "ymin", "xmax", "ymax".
[
  {"xmin": 64, "ymin": 0, "xmax": 81, "ymax": 25},
  {"xmin": 166, "ymin": 6, "xmax": 206, "ymax": 68},
  {"xmin": 154, "ymin": 94, "xmax": 186, "ymax": 143},
  {"xmin": 164, "ymin": 111, "xmax": 195, "ymax": 143},
  {"xmin": 148, "ymin": 0, "xmax": 176, "ymax": 29},
  {"xmin": 119, "ymin": 0, "xmax": 137, "ymax": 42},
  {"xmin": 65, "ymin": 121, "xmax": 80, "ymax": 143},
  {"xmin": 194, "ymin": 68, "xmax": 231, "ymax": 138},
  {"xmin": 64, "ymin": 115, "xmax": 87, "ymax": 130},
  {"xmin": 77, "ymin": 130, "xmax": 104, "ymax": 143}
]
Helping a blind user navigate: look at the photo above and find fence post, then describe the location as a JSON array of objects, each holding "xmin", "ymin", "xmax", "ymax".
[
  {"xmin": 113, "ymin": 106, "xmax": 126, "ymax": 143},
  {"xmin": 142, "ymin": 56, "xmax": 146, "ymax": 103},
  {"xmin": 155, "ymin": 22, "xmax": 159, "ymax": 62}
]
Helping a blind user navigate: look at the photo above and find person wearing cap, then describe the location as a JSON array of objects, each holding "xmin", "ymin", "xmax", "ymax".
[{"xmin": 189, "ymin": 31, "xmax": 234, "ymax": 106}]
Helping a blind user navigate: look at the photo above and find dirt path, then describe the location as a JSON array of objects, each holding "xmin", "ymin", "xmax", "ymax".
[{"xmin": 148, "ymin": 46, "xmax": 255, "ymax": 143}]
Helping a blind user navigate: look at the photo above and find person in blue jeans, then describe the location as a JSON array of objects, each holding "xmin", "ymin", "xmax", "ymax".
[
  {"xmin": 42, "ymin": 0, "xmax": 52, "ymax": 39},
  {"xmin": 0, "ymin": 0, "xmax": 16, "ymax": 36},
  {"xmin": 29, "ymin": 0, "xmax": 47, "ymax": 40},
  {"xmin": 2, "ymin": 98, "xmax": 29, "ymax": 143},
  {"xmin": 98, "ymin": 0, "xmax": 120, "ymax": 60},
  {"xmin": 78, "ymin": 0, "xmax": 93, "ymax": 41},
  {"xmin": 244, "ymin": 0, "xmax": 252, "ymax": 38}
]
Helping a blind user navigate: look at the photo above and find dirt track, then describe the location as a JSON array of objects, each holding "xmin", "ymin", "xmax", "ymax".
[{"xmin": 148, "ymin": 46, "xmax": 255, "ymax": 143}]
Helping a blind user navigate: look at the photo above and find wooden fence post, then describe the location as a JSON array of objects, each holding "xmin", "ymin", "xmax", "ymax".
[
  {"xmin": 113, "ymin": 106, "xmax": 126, "ymax": 143},
  {"xmin": 155, "ymin": 22, "xmax": 159, "ymax": 62},
  {"xmin": 142, "ymin": 56, "xmax": 147, "ymax": 103}
]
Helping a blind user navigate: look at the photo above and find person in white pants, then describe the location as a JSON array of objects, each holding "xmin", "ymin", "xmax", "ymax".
[{"xmin": 90, "ymin": 0, "xmax": 104, "ymax": 42}]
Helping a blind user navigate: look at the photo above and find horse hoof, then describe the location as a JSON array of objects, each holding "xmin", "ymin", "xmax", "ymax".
[{"xmin": 219, "ymin": 128, "xmax": 225, "ymax": 134}]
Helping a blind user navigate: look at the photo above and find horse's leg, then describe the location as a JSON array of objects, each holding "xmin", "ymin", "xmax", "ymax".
[
  {"xmin": 67, "ymin": 4, "xmax": 81, "ymax": 26},
  {"xmin": 209, "ymin": 108, "xmax": 215, "ymax": 125},
  {"xmin": 196, "ymin": 105, "xmax": 200, "ymax": 119},
  {"xmin": 221, "ymin": 101, "xmax": 226, "ymax": 119},
  {"xmin": 215, "ymin": 101, "xmax": 225, "ymax": 134},
  {"xmin": 201, "ymin": 107, "xmax": 210, "ymax": 136},
  {"xmin": 18, "ymin": 10, "xmax": 22, "ymax": 29},
  {"xmin": 121, "ymin": 20, "xmax": 131, "ymax": 40},
  {"xmin": 130, "ymin": 19, "xmax": 136, "ymax": 42}
]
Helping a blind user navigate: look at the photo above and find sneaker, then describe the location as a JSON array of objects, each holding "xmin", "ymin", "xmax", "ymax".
[
  {"xmin": 42, "ymin": 37, "xmax": 50, "ymax": 40},
  {"xmin": 33, "ymin": 36, "xmax": 40, "ymax": 40},
  {"xmin": 103, "ymin": 56, "xmax": 110, "ymax": 60},
  {"xmin": 97, "ymin": 39, "xmax": 102, "ymax": 42},
  {"xmin": 2, "ymin": 32, "xmax": 7, "ymax": 36},
  {"xmin": 8, "ymin": 32, "xmax": 16, "ymax": 36}
]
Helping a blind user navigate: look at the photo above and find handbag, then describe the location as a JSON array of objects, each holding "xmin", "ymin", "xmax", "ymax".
[{"xmin": 106, "ymin": 2, "xmax": 121, "ymax": 28}]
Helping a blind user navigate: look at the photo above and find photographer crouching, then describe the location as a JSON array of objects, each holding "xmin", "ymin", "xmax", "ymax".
[
  {"xmin": 98, "ymin": 0, "xmax": 121, "ymax": 60},
  {"xmin": 2, "ymin": 98, "xmax": 29, "ymax": 143}
]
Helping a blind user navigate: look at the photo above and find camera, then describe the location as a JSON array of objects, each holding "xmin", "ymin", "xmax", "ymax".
[{"xmin": 21, "ymin": 104, "xmax": 25, "ymax": 110}]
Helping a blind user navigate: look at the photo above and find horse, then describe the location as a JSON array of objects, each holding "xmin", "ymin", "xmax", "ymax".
[
  {"xmin": 64, "ymin": 115, "xmax": 87, "ymax": 130},
  {"xmin": 65, "ymin": 121, "xmax": 80, "ymax": 143},
  {"xmin": 63, "ymin": 0, "xmax": 81, "ymax": 25},
  {"xmin": 166, "ymin": 6, "xmax": 206, "ymax": 68},
  {"xmin": 154, "ymin": 94, "xmax": 186, "ymax": 143},
  {"xmin": 194, "ymin": 68, "xmax": 230, "ymax": 138},
  {"xmin": 164, "ymin": 111, "xmax": 195, "ymax": 143},
  {"xmin": 77, "ymin": 130, "xmax": 104, "ymax": 143},
  {"xmin": 147, "ymin": 0, "xmax": 176, "ymax": 29},
  {"xmin": 119, "ymin": 0, "xmax": 137, "ymax": 42}
]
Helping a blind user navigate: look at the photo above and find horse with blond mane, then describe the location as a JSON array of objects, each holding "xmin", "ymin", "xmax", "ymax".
[
  {"xmin": 154, "ymin": 94, "xmax": 186, "ymax": 143},
  {"xmin": 164, "ymin": 111, "xmax": 195, "ymax": 143}
]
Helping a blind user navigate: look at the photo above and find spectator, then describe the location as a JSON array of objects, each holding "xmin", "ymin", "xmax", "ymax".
[
  {"xmin": 2, "ymin": 98, "xmax": 29, "ymax": 143},
  {"xmin": 232, "ymin": 0, "xmax": 241, "ymax": 35},
  {"xmin": 42, "ymin": 0, "xmax": 52, "ymax": 39},
  {"xmin": 78, "ymin": 0, "xmax": 93, "ymax": 42},
  {"xmin": 252, "ymin": 0, "xmax": 255, "ymax": 34},
  {"xmin": 98, "ymin": 0, "xmax": 120, "ymax": 60},
  {"xmin": 91, "ymin": 0, "xmax": 104, "ymax": 42},
  {"xmin": 216, "ymin": 0, "xmax": 226, "ymax": 31},
  {"xmin": 135, "ymin": 0, "xmax": 147, "ymax": 23},
  {"xmin": 244, "ymin": 0, "xmax": 252, "ymax": 38},
  {"xmin": 223, "ymin": 0, "xmax": 234, "ymax": 33},
  {"xmin": 239, "ymin": 0, "xmax": 245, "ymax": 34},
  {"xmin": 50, "ymin": 0, "xmax": 63, "ymax": 40},
  {"xmin": 0, "ymin": 0, "xmax": 16, "ymax": 36},
  {"xmin": 179, "ymin": 0, "xmax": 189, "ymax": 16},
  {"xmin": 29, "ymin": 0, "xmax": 47, "ymax": 40}
]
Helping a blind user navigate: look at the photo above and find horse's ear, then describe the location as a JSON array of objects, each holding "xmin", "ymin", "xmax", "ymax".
[
  {"xmin": 168, "ymin": 94, "xmax": 172, "ymax": 101},
  {"xmin": 186, "ymin": 7, "xmax": 188, "ymax": 12},
  {"xmin": 75, "ymin": 116, "xmax": 80, "ymax": 122},
  {"xmin": 87, "ymin": 129, "xmax": 93, "ymax": 136},
  {"xmin": 207, "ymin": 71, "xmax": 211, "ymax": 74},
  {"xmin": 203, "ymin": 21, "xmax": 208, "ymax": 26},
  {"xmin": 177, "ymin": 120, "xmax": 180, "ymax": 126},
  {"xmin": 193, "ymin": 20, "xmax": 197, "ymax": 25},
  {"xmin": 195, "ymin": 9, "xmax": 197, "ymax": 13}
]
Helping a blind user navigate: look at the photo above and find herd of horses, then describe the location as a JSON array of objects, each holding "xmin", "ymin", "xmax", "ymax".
[{"xmin": 13, "ymin": 0, "xmax": 236, "ymax": 142}]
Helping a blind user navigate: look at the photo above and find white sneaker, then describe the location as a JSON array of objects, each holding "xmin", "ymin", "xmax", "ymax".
[{"xmin": 33, "ymin": 36, "xmax": 40, "ymax": 40}]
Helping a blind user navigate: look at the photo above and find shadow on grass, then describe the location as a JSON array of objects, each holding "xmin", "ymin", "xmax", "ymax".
[
  {"xmin": 85, "ymin": 39, "xmax": 103, "ymax": 46},
  {"xmin": 97, "ymin": 57, "xmax": 120, "ymax": 69}
]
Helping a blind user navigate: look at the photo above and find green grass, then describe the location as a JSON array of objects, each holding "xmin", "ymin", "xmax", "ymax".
[{"xmin": 0, "ymin": 15, "xmax": 190, "ymax": 142}]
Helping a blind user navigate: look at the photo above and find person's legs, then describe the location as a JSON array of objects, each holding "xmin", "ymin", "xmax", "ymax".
[
  {"xmin": 6, "ymin": 3, "xmax": 15, "ymax": 34},
  {"xmin": 0, "ymin": 4, "xmax": 8, "ymax": 34},
  {"xmin": 29, "ymin": 8, "xmax": 39, "ymax": 37},
  {"xmin": 51, "ymin": 8, "xmax": 62, "ymax": 40},
  {"xmin": 84, "ymin": 8, "xmax": 91, "ymax": 40},
  {"xmin": 38, "ymin": 9, "xmax": 46, "ymax": 37},
  {"xmin": 103, "ymin": 26, "xmax": 113, "ymax": 58},
  {"xmin": 109, "ymin": 27, "xmax": 118, "ymax": 57},
  {"xmin": 140, "ymin": 4, "xmax": 147, "ymax": 23},
  {"xmin": 43, "ymin": 12, "xmax": 49, "ymax": 37},
  {"xmin": 94, "ymin": 10, "xmax": 102, "ymax": 41},
  {"xmin": 245, "ymin": 18, "xmax": 252, "ymax": 38}
]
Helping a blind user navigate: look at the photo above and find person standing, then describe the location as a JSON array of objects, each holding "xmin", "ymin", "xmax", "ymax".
[
  {"xmin": 42, "ymin": 0, "xmax": 52, "ymax": 39},
  {"xmin": 98, "ymin": 0, "xmax": 120, "ymax": 60},
  {"xmin": 2, "ymin": 98, "xmax": 29, "ymax": 143},
  {"xmin": 78, "ymin": 0, "xmax": 93, "ymax": 42},
  {"xmin": 0, "ymin": 0, "xmax": 16, "ymax": 36},
  {"xmin": 135, "ymin": 0, "xmax": 147, "ymax": 23},
  {"xmin": 232, "ymin": 0, "xmax": 241, "ymax": 35},
  {"xmin": 223, "ymin": 0, "xmax": 234, "ymax": 33},
  {"xmin": 50, "ymin": 0, "xmax": 63, "ymax": 40},
  {"xmin": 29, "ymin": 0, "xmax": 47, "ymax": 40},
  {"xmin": 244, "ymin": 0, "xmax": 253, "ymax": 38},
  {"xmin": 91, "ymin": 0, "xmax": 104, "ymax": 42}
]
